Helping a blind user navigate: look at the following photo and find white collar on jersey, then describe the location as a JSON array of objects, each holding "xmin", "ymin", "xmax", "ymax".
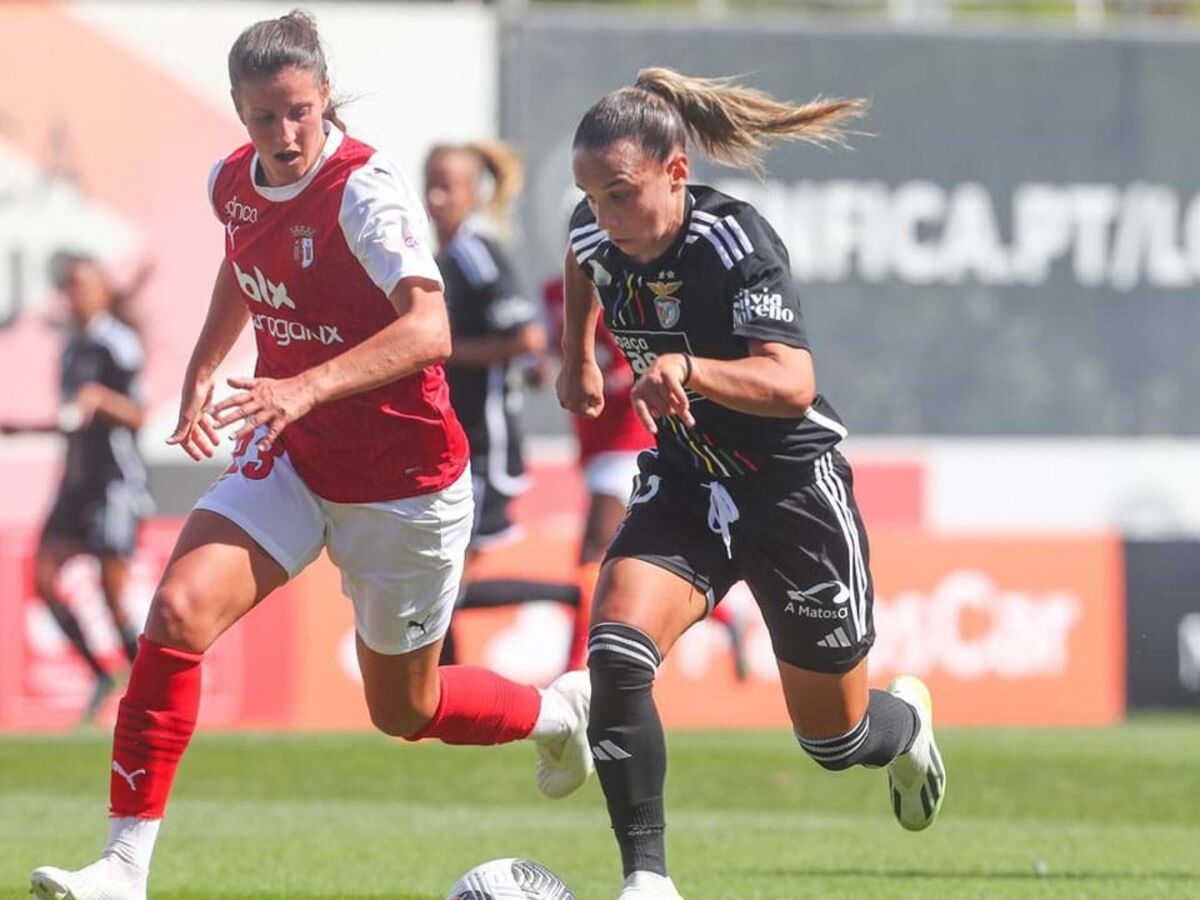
[
  {"xmin": 84, "ymin": 310, "xmax": 118, "ymax": 337},
  {"xmin": 249, "ymin": 121, "xmax": 345, "ymax": 203}
]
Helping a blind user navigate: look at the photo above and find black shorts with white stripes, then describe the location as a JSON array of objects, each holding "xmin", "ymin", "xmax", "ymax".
[
  {"xmin": 604, "ymin": 449, "xmax": 874, "ymax": 674},
  {"xmin": 42, "ymin": 483, "xmax": 143, "ymax": 559}
]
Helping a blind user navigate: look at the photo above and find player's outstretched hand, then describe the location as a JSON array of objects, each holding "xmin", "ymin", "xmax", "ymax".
[
  {"xmin": 631, "ymin": 354, "xmax": 694, "ymax": 435},
  {"xmin": 166, "ymin": 379, "xmax": 220, "ymax": 461},
  {"xmin": 556, "ymin": 358, "xmax": 606, "ymax": 420},
  {"xmin": 210, "ymin": 375, "xmax": 318, "ymax": 454}
]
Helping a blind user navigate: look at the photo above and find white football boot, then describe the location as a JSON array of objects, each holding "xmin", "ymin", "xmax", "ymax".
[
  {"xmin": 617, "ymin": 871, "xmax": 684, "ymax": 899},
  {"xmin": 886, "ymin": 675, "xmax": 947, "ymax": 831},
  {"xmin": 535, "ymin": 669, "xmax": 593, "ymax": 798},
  {"xmin": 30, "ymin": 857, "xmax": 146, "ymax": 900}
]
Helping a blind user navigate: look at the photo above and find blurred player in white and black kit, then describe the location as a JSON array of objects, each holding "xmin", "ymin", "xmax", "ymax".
[
  {"xmin": 558, "ymin": 70, "xmax": 947, "ymax": 899},
  {"xmin": 424, "ymin": 141, "xmax": 585, "ymax": 667},
  {"xmin": 2, "ymin": 254, "xmax": 153, "ymax": 723},
  {"xmin": 30, "ymin": 12, "xmax": 591, "ymax": 900}
]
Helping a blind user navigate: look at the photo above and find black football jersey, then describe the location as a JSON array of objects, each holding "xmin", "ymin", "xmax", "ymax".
[
  {"xmin": 569, "ymin": 185, "xmax": 847, "ymax": 481},
  {"xmin": 59, "ymin": 312, "xmax": 148, "ymax": 496},
  {"xmin": 439, "ymin": 227, "xmax": 540, "ymax": 495}
]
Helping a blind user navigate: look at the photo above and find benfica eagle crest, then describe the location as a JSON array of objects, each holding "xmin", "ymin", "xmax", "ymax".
[{"xmin": 646, "ymin": 276, "xmax": 682, "ymax": 328}]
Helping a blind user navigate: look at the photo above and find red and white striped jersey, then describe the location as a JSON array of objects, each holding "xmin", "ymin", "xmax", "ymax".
[{"xmin": 208, "ymin": 125, "xmax": 468, "ymax": 503}]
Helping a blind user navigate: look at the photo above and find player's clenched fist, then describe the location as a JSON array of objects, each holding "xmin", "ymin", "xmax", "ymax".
[{"xmin": 556, "ymin": 358, "xmax": 606, "ymax": 420}]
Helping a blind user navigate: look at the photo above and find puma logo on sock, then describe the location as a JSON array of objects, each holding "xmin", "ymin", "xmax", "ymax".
[{"xmin": 112, "ymin": 760, "xmax": 147, "ymax": 791}]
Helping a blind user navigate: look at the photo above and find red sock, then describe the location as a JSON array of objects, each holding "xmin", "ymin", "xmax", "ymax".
[
  {"xmin": 406, "ymin": 666, "xmax": 540, "ymax": 745},
  {"xmin": 566, "ymin": 562, "xmax": 599, "ymax": 671},
  {"xmin": 110, "ymin": 636, "xmax": 203, "ymax": 818}
]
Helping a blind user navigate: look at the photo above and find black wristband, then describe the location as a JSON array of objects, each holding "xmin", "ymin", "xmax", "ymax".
[{"xmin": 681, "ymin": 353, "xmax": 693, "ymax": 386}]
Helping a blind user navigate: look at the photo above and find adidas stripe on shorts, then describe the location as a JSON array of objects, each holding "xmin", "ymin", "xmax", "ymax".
[{"xmin": 605, "ymin": 449, "xmax": 874, "ymax": 673}]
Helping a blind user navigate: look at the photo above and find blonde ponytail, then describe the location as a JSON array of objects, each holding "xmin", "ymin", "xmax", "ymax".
[{"xmin": 466, "ymin": 139, "xmax": 525, "ymax": 222}]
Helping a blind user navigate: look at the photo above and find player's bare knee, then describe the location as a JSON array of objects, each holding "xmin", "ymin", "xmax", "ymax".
[{"xmin": 145, "ymin": 580, "xmax": 212, "ymax": 654}]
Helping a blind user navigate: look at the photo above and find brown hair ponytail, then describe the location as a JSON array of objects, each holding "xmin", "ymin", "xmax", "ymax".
[
  {"xmin": 228, "ymin": 8, "xmax": 346, "ymax": 131},
  {"xmin": 574, "ymin": 67, "xmax": 867, "ymax": 175}
]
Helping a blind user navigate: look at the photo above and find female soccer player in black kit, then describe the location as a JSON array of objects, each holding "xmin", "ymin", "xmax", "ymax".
[
  {"xmin": 557, "ymin": 69, "xmax": 946, "ymax": 900},
  {"xmin": 2, "ymin": 254, "xmax": 152, "ymax": 724}
]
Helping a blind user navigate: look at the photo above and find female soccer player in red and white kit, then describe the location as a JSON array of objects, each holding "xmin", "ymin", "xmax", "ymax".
[{"xmin": 30, "ymin": 12, "xmax": 590, "ymax": 900}]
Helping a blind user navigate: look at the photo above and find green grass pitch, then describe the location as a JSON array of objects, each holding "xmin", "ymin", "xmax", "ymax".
[{"xmin": 3, "ymin": 717, "xmax": 1198, "ymax": 898}]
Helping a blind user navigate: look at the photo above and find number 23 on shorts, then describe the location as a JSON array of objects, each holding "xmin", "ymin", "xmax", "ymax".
[{"xmin": 224, "ymin": 431, "xmax": 284, "ymax": 480}]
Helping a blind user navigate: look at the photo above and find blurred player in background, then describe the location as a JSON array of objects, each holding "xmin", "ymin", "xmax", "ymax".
[
  {"xmin": 30, "ymin": 12, "xmax": 590, "ymax": 900},
  {"xmin": 1, "ymin": 253, "xmax": 153, "ymax": 725},
  {"xmin": 543, "ymin": 277, "xmax": 749, "ymax": 676},
  {"xmin": 558, "ymin": 69, "xmax": 946, "ymax": 899},
  {"xmin": 424, "ymin": 141, "xmax": 584, "ymax": 668}
]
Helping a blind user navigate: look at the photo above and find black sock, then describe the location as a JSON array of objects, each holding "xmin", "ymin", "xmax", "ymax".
[
  {"xmin": 588, "ymin": 622, "xmax": 667, "ymax": 877},
  {"xmin": 458, "ymin": 580, "xmax": 581, "ymax": 610},
  {"xmin": 120, "ymin": 626, "xmax": 140, "ymax": 665},
  {"xmin": 797, "ymin": 689, "xmax": 918, "ymax": 770},
  {"xmin": 46, "ymin": 601, "xmax": 106, "ymax": 678},
  {"xmin": 862, "ymin": 689, "xmax": 919, "ymax": 764},
  {"xmin": 439, "ymin": 626, "xmax": 458, "ymax": 665}
]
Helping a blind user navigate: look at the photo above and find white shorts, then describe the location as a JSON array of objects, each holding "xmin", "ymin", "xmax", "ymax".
[
  {"xmin": 584, "ymin": 450, "xmax": 643, "ymax": 501},
  {"xmin": 194, "ymin": 434, "xmax": 473, "ymax": 655}
]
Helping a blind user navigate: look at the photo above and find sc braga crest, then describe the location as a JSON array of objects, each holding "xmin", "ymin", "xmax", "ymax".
[{"xmin": 291, "ymin": 224, "xmax": 316, "ymax": 269}]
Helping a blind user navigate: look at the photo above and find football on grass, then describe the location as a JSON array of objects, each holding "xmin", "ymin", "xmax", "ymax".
[{"xmin": 446, "ymin": 857, "xmax": 575, "ymax": 899}]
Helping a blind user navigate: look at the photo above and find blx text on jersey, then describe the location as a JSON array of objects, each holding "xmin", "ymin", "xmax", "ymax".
[
  {"xmin": 234, "ymin": 262, "xmax": 344, "ymax": 348},
  {"xmin": 234, "ymin": 262, "xmax": 295, "ymax": 310}
]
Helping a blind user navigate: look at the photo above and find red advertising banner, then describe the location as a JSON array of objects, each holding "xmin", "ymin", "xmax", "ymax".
[
  {"xmin": 868, "ymin": 534, "xmax": 1125, "ymax": 725},
  {"xmin": 446, "ymin": 530, "xmax": 1126, "ymax": 729},
  {"xmin": 0, "ymin": 520, "xmax": 293, "ymax": 731},
  {"xmin": 0, "ymin": 519, "xmax": 1124, "ymax": 731}
]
